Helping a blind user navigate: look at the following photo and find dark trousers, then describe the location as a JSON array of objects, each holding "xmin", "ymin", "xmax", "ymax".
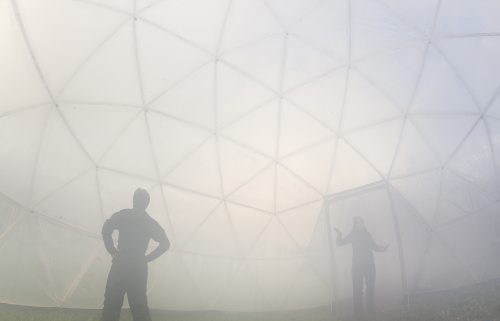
[
  {"xmin": 352, "ymin": 262, "xmax": 375, "ymax": 320},
  {"xmin": 101, "ymin": 256, "xmax": 152, "ymax": 321}
]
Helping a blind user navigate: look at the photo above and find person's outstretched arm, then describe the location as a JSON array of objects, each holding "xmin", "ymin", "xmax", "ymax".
[
  {"xmin": 368, "ymin": 233, "xmax": 389, "ymax": 252},
  {"xmin": 146, "ymin": 222, "xmax": 170, "ymax": 262},
  {"xmin": 334, "ymin": 228, "xmax": 351, "ymax": 246},
  {"xmin": 102, "ymin": 213, "xmax": 120, "ymax": 257}
]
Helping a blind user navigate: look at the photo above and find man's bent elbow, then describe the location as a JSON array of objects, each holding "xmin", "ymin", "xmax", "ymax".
[
  {"xmin": 101, "ymin": 220, "xmax": 113, "ymax": 239},
  {"xmin": 160, "ymin": 239, "xmax": 170, "ymax": 253}
]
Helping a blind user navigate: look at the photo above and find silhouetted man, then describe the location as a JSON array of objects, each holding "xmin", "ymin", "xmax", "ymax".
[
  {"xmin": 335, "ymin": 216, "xmax": 388, "ymax": 320},
  {"xmin": 101, "ymin": 188, "xmax": 169, "ymax": 321}
]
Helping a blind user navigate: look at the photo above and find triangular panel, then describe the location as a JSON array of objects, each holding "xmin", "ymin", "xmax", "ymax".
[
  {"xmin": 275, "ymin": 165, "xmax": 322, "ymax": 212},
  {"xmin": 99, "ymin": 114, "xmax": 157, "ymax": 180},
  {"xmin": 148, "ymin": 64, "xmax": 215, "ymax": 130},
  {"xmin": 60, "ymin": 104, "xmax": 140, "ymax": 162},
  {"xmin": 0, "ymin": 216, "xmax": 55, "ymax": 306},
  {"xmin": 285, "ymin": 68, "xmax": 346, "ymax": 132},
  {"xmin": 162, "ymin": 185, "xmax": 220, "ymax": 245},
  {"xmin": 248, "ymin": 217, "xmax": 303, "ymax": 258},
  {"xmin": 278, "ymin": 201, "xmax": 322, "ymax": 248},
  {"xmin": 147, "ymin": 112, "xmax": 211, "ymax": 177},
  {"xmin": 283, "ymin": 37, "xmax": 342, "ymax": 91},
  {"xmin": 16, "ymin": 0, "xmax": 128, "ymax": 94},
  {"xmin": 227, "ymin": 165, "xmax": 275, "ymax": 213},
  {"xmin": 221, "ymin": 100, "xmax": 279, "ymax": 158},
  {"xmin": 437, "ymin": 37, "xmax": 500, "ymax": 108},
  {"xmin": 0, "ymin": 0, "xmax": 49, "ymax": 112},
  {"xmin": 140, "ymin": 0, "xmax": 229, "ymax": 53},
  {"xmin": 218, "ymin": 137, "xmax": 272, "ymax": 196},
  {"xmin": 35, "ymin": 169, "xmax": 102, "ymax": 233},
  {"xmin": 183, "ymin": 204, "xmax": 240, "ymax": 257},
  {"xmin": 165, "ymin": 137, "xmax": 222, "ymax": 197},
  {"xmin": 227, "ymin": 203, "xmax": 272, "ymax": 254},
  {"xmin": 411, "ymin": 47, "xmax": 479, "ymax": 114},
  {"xmin": 342, "ymin": 71, "xmax": 402, "ymax": 131},
  {"xmin": 32, "ymin": 109, "xmax": 94, "ymax": 203},
  {"xmin": 136, "ymin": 20, "xmax": 211, "ymax": 102},
  {"xmin": 390, "ymin": 121, "xmax": 440, "ymax": 178},
  {"xmin": 216, "ymin": 63, "xmax": 276, "ymax": 127},
  {"xmin": 221, "ymin": 36, "xmax": 283, "ymax": 92},
  {"xmin": 412, "ymin": 115, "xmax": 478, "ymax": 163},
  {"xmin": 281, "ymin": 137, "xmax": 336, "ymax": 193},
  {"xmin": 344, "ymin": 118, "xmax": 403, "ymax": 176},
  {"xmin": 290, "ymin": 0, "xmax": 349, "ymax": 60},
  {"xmin": 328, "ymin": 139, "xmax": 382, "ymax": 193},
  {"xmin": 219, "ymin": 0, "xmax": 283, "ymax": 52},
  {"xmin": 278, "ymin": 101, "xmax": 332, "ymax": 157},
  {"xmin": 59, "ymin": 23, "xmax": 142, "ymax": 105},
  {"xmin": 0, "ymin": 105, "xmax": 51, "ymax": 204}
]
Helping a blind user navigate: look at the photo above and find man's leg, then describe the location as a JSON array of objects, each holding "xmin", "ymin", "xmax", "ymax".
[
  {"xmin": 352, "ymin": 266, "xmax": 364, "ymax": 320},
  {"xmin": 101, "ymin": 263, "xmax": 126, "ymax": 321},
  {"xmin": 365, "ymin": 266, "xmax": 376, "ymax": 315},
  {"xmin": 127, "ymin": 262, "xmax": 152, "ymax": 321}
]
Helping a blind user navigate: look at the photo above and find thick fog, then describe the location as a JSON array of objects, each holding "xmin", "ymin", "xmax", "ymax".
[{"xmin": 1, "ymin": 0, "xmax": 500, "ymax": 313}]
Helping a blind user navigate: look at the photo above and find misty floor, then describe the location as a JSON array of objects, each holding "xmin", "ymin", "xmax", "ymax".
[{"xmin": 2, "ymin": 280, "xmax": 500, "ymax": 321}]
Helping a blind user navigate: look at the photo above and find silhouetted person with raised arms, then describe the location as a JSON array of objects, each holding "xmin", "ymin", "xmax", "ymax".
[
  {"xmin": 101, "ymin": 188, "xmax": 169, "ymax": 321},
  {"xmin": 335, "ymin": 216, "xmax": 388, "ymax": 320}
]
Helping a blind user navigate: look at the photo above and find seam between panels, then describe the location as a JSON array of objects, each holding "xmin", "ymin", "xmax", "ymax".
[
  {"xmin": 483, "ymin": 119, "xmax": 500, "ymax": 201},
  {"xmin": 319, "ymin": 201, "xmax": 337, "ymax": 311},
  {"xmin": 55, "ymin": 18, "xmax": 132, "ymax": 99},
  {"xmin": 11, "ymin": 0, "xmax": 98, "ymax": 217},
  {"xmin": 213, "ymin": 3, "xmax": 242, "ymax": 262},
  {"xmin": 9, "ymin": 3, "xmax": 102, "ymax": 308},
  {"xmin": 387, "ymin": 185, "xmax": 409, "ymax": 304},
  {"xmin": 0, "ymin": 192, "xmax": 101, "ymax": 239},
  {"xmin": 144, "ymin": 111, "xmax": 178, "ymax": 246},
  {"xmin": 144, "ymin": 61, "xmax": 213, "ymax": 111},
  {"xmin": 390, "ymin": 183, "xmax": 481, "ymax": 289},
  {"xmin": 0, "ymin": 103, "xmax": 51, "ymax": 119},
  {"xmin": 33, "ymin": 217, "xmax": 60, "ymax": 305},
  {"xmin": 137, "ymin": 17, "xmax": 214, "ymax": 56},
  {"xmin": 210, "ymin": 215, "xmax": 275, "ymax": 308},
  {"xmin": 321, "ymin": 0, "xmax": 353, "ymax": 310},
  {"xmin": 70, "ymin": 0, "xmax": 132, "ymax": 16},
  {"xmin": 134, "ymin": 0, "xmax": 178, "ymax": 251},
  {"xmin": 10, "ymin": 0, "xmax": 55, "ymax": 102},
  {"xmin": 434, "ymin": 199, "xmax": 500, "ymax": 231},
  {"xmin": 387, "ymin": 0, "xmax": 445, "ymax": 180},
  {"xmin": 388, "ymin": 0, "xmax": 444, "ymax": 295},
  {"xmin": 59, "ymin": 244, "xmax": 103, "ymax": 307},
  {"xmin": 27, "ymin": 106, "xmax": 53, "ymax": 207},
  {"xmin": 430, "ymin": 44, "xmax": 482, "ymax": 112},
  {"xmin": 0, "ymin": 213, "xmax": 25, "ymax": 251},
  {"xmin": 273, "ymin": 33, "xmax": 289, "ymax": 214},
  {"xmin": 441, "ymin": 117, "xmax": 481, "ymax": 167}
]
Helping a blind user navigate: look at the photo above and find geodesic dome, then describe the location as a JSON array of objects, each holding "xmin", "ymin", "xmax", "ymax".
[{"xmin": 1, "ymin": 0, "xmax": 500, "ymax": 312}]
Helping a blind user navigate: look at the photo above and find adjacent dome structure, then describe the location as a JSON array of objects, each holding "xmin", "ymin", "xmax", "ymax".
[{"xmin": 1, "ymin": 0, "xmax": 500, "ymax": 312}]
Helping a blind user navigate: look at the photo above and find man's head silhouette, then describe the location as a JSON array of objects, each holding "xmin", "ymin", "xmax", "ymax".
[
  {"xmin": 133, "ymin": 188, "xmax": 150, "ymax": 210},
  {"xmin": 353, "ymin": 216, "xmax": 365, "ymax": 231}
]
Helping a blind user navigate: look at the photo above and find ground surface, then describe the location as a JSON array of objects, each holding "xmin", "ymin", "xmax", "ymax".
[{"xmin": 1, "ymin": 280, "xmax": 500, "ymax": 321}]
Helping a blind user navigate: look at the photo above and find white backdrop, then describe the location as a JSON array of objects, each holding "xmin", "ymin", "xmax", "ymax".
[{"xmin": 1, "ymin": 0, "xmax": 500, "ymax": 311}]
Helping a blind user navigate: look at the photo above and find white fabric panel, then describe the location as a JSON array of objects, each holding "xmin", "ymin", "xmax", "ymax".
[
  {"xmin": 0, "ymin": 6, "xmax": 49, "ymax": 112},
  {"xmin": 0, "ymin": 215, "xmax": 55, "ymax": 306},
  {"xmin": 1, "ymin": 0, "xmax": 500, "ymax": 312},
  {"xmin": 140, "ymin": 0, "xmax": 229, "ymax": 53},
  {"xmin": 0, "ymin": 105, "xmax": 50, "ymax": 204}
]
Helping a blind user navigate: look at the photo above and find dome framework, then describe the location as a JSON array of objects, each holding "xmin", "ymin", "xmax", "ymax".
[{"xmin": 1, "ymin": 0, "xmax": 500, "ymax": 312}]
